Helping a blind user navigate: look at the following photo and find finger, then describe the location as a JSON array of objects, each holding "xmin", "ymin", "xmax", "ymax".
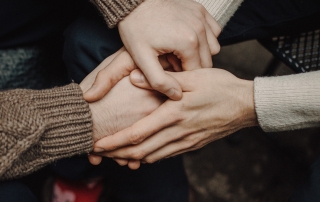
[
  {"xmin": 94, "ymin": 100, "xmax": 178, "ymax": 152},
  {"xmin": 88, "ymin": 154, "xmax": 103, "ymax": 165},
  {"xmin": 204, "ymin": 13, "xmax": 222, "ymax": 55},
  {"xmin": 205, "ymin": 12, "xmax": 221, "ymax": 37},
  {"xmin": 174, "ymin": 29, "xmax": 202, "ymax": 71},
  {"xmin": 113, "ymin": 158, "xmax": 129, "ymax": 166},
  {"xmin": 128, "ymin": 160, "xmax": 141, "ymax": 170},
  {"xmin": 130, "ymin": 69, "xmax": 153, "ymax": 90},
  {"xmin": 84, "ymin": 51, "xmax": 136, "ymax": 102},
  {"xmin": 130, "ymin": 69, "xmax": 194, "ymax": 92},
  {"xmin": 144, "ymin": 132, "xmax": 213, "ymax": 163},
  {"xmin": 167, "ymin": 54, "xmax": 182, "ymax": 72},
  {"xmin": 132, "ymin": 48, "xmax": 182, "ymax": 100},
  {"xmin": 204, "ymin": 23, "xmax": 220, "ymax": 56},
  {"xmin": 79, "ymin": 48, "xmax": 125, "ymax": 93},
  {"xmin": 197, "ymin": 23, "xmax": 213, "ymax": 68},
  {"xmin": 102, "ymin": 125, "xmax": 183, "ymax": 160},
  {"xmin": 143, "ymin": 141, "xmax": 192, "ymax": 164}
]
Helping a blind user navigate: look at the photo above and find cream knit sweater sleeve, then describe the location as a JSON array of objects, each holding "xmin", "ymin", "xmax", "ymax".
[
  {"xmin": 254, "ymin": 71, "xmax": 320, "ymax": 132},
  {"xmin": 194, "ymin": 0, "xmax": 243, "ymax": 28}
]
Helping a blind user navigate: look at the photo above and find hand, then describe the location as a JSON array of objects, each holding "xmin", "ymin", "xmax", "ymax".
[
  {"xmin": 79, "ymin": 52, "xmax": 164, "ymax": 165},
  {"xmin": 118, "ymin": 0, "xmax": 221, "ymax": 100},
  {"xmin": 83, "ymin": 48, "xmax": 181, "ymax": 102},
  {"xmin": 93, "ymin": 68, "xmax": 258, "ymax": 169}
]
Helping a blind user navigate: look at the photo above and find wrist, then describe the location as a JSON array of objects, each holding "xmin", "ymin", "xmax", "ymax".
[{"xmin": 238, "ymin": 79, "xmax": 259, "ymax": 128}]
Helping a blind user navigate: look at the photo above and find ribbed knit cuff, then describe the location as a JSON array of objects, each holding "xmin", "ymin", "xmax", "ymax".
[
  {"xmin": 31, "ymin": 83, "xmax": 93, "ymax": 157},
  {"xmin": 254, "ymin": 71, "xmax": 320, "ymax": 132},
  {"xmin": 0, "ymin": 83, "xmax": 93, "ymax": 180},
  {"xmin": 90, "ymin": 0, "xmax": 143, "ymax": 28},
  {"xmin": 194, "ymin": 0, "xmax": 243, "ymax": 28}
]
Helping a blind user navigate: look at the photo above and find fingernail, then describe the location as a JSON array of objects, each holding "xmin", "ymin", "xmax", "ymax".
[
  {"xmin": 94, "ymin": 148, "xmax": 104, "ymax": 153},
  {"xmin": 131, "ymin": 71, "xmax": 144, "ymax": 83}
]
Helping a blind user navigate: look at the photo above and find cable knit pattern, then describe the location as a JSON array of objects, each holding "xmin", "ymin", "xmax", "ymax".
[
  {"xmin": 254, "ymin": 71, "xmax": 320, "ymax": 132},
  {"xmin": 194, "ymin": 0, "xmax": 243, "ymax": 28},
  {"xmin": 90, "ymin": 0, "xmax": 143, "ymax": 28},
  {"xmin": 0, "ymin": 83, "xmax": 93, "ymax": 180}
]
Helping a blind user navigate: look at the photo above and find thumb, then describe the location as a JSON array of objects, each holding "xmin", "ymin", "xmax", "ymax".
[
  {"xmin": 84, "ymin": 51, "xmax": 137, "ymax": 102},
  {"xmin": 133, "ymin": 50, "xmax": 182, "ymax": 100},
  {"xmin": 130, "ymin": 69, "xmax": 189, "ymax": 92}
]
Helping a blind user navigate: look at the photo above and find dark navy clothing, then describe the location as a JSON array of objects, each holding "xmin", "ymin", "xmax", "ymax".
[
  {"xmin": 0, "ymin": 0, "xmax": 90, "ymax": 48},
  {"xmin": 219, "ymin": 0, "xmax": 320, "ymax": 45},
  {"xmin": 0, "ymin": 181, "xmax": 38, "ymax": 202}
]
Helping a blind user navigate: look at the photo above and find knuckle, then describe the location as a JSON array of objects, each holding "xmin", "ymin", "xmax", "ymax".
[
  {"xmin": 193, "ymin": 2, "xmax": 205, "ymax": 13},
  {"xmin": 185, "ymin": 33, "xmax": 198, "ymax": 48},
  {"xmin": 197, "ymin": 3, "xmax": 206, "ymax": 13},
  {"xmin": 129, "ymin": 130, "xmax": 144, "ymax": 144}
]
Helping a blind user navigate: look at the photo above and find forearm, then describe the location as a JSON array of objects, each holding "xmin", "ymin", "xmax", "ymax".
[
  {"xmin": 0, "ymin": 83, "xmax": 93, "ymax": 180},
  {"xmin": 194, "ymin": 0, "xmax": 243, "ymax": 28},
  {"xmin": 254, "ymin": 71, "xmax": 320, "ymax": 132}
]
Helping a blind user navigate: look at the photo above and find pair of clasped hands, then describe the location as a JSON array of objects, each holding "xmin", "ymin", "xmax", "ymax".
[{"xmin": 79, "ymin": 0, "xmax": 257, "ymax": 170}]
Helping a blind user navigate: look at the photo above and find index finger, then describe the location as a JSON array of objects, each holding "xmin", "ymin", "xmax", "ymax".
[
  {"xmin": 84, "ymin": 50, "xmax": 137, "ymax": 102},
  {"xmin": 132, "ymin": 48, "xmax": 182, "ymax": 100}
]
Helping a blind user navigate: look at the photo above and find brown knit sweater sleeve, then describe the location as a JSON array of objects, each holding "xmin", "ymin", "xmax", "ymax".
[
  {"xmin": 90, "ymin": 0, "xmax": 143, "ymax": 28},
  {"xmin": 0, "ymin": 83, "xmax": 93, "ymax": 180}
]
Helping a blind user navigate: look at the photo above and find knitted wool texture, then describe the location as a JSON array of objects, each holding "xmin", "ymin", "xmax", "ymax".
[
  {"xmin": 254, "ymin": 71, "xmax": 320, "ymax": 132},
  {"xmin": 0, "ymin": 84, "xmax": 93, "ymax": 180},
  {"xmin": 90, "ymin": 0, "xmax": 143, "ymax": 28},
  {"xmin": 90, "ymin": 0, "xmax": 242, "ymax": 28}
]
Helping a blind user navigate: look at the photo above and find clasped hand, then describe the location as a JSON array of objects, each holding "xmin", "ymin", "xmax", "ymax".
[
  {"xmin": 83, "ymin": 49, "xmax": 258, "ymax": 169},
  {"xmin": 84, "ymin": 0, "xmax": 221, "ymax": 102}
]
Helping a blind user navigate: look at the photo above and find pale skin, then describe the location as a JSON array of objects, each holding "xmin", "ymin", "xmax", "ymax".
[
  {"xmin": 88, "ymin": 51, "xmax": 259, "ymax": 169},
  {"xmin": 84, "ymin": 0, "xmax": 221, "ymax": 102},
  {"xmin": 79, "ymin": 49, "xmax": 165, "ymax": 166}
]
